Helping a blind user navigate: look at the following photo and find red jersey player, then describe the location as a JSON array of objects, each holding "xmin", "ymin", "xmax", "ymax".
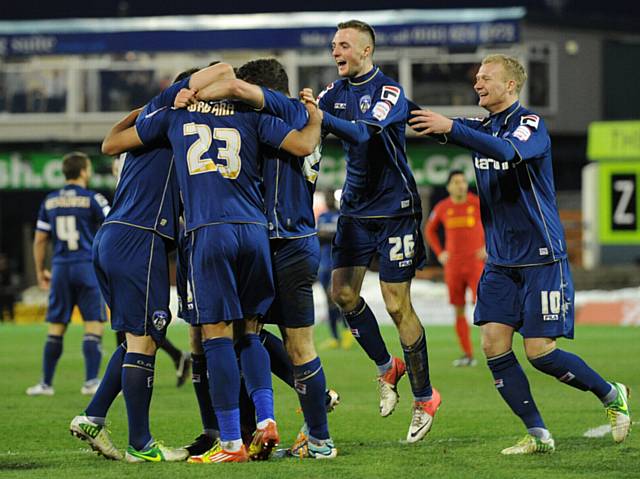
[{"xmin": 425, "ymin": 170, "xmax": 486, "ymax": 366}]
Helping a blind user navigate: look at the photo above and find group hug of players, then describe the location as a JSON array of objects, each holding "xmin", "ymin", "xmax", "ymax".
[{"xmin": 27, "ymin": 19, "xmax": 630, "ymax": 463}]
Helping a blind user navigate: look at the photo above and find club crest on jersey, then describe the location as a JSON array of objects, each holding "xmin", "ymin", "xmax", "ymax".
[
  {"xmin": 152, "ymin": 310, "xmax": 168, "ymax": 331},
  {"xmin": 359, "ymin": 95, "xmax": 372, "ymax": 113}
]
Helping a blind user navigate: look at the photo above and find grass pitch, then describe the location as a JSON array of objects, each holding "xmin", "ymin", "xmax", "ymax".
[{"xmin": 1, "ymin": 322, "xmax": 638, "ymax": 478}]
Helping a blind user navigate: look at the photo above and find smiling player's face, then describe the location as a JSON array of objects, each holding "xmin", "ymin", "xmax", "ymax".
[{"xmin": 331, "ymin": 28, "xmax": 371, "ymax": 78}]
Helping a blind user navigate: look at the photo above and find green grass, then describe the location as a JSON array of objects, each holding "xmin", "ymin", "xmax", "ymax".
[{"xmin": 0, "ymin": 323, "xmax": 638, "ymax": 478}]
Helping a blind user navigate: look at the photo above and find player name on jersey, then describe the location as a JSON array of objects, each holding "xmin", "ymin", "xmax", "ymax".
[{"xmin": 186, "ymin": 101, "xmax": 235, "ymax": 116}]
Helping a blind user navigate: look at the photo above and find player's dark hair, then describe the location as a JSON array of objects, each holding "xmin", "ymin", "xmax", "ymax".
[
  {"xmin": 62, "ymin": 152, "xmax": 90, "ymax": 180},
  {"xmin": 337, "ymin": 19, "xmax": 376, "ymax": 53},
  {"xmin": 237, "ymin": 59, "xmax": 290, "ymax": 96},
  {"xmin": 173, "ymin": 67, "xmax": 200, "ymax": 83},
  {"xmin": 447, "ymin": 169, "xmax": 466, "ymax": 184}
]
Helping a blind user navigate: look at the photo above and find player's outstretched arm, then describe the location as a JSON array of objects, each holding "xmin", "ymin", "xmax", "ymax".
[
  {"xmin": 280, "ymin": 101, "xmax": 322, "ymax": 157},
  {"xmin": 102, "ymin": 108, "xmax": 144, "ymax": 155},
  {"xmin": 188, "ymin": 62, "xmax": 235, "ymax": 93},
  {"xmin": 196, "ymin": 79, "xmax": 264, "ymax": 109},
  {"xmin": 33, "ymin": 231, "xmax": 51, "ymax": 290}
]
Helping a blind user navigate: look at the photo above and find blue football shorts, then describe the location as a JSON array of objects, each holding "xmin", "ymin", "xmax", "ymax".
[
  {"xmin": 46, "ymin": 261, "xmax": 106, "ymax": 324},
  {"xmin": 92, "ymin": 223, "xmax": 171, "ymax": 343},
  {"xmin": 332, "ymin": 214, "xmax": 426, "ymax": 283},
  {"xmin": 188, "ymin": 223, "xmax": 274, "ymax": 325},
  {"xmin": 474, "ymin": 258, "xmax": 575, "ymax": 339},
  {"xmin": 264, "ymin": 235, "xmax": 320, "ymax": 329}
]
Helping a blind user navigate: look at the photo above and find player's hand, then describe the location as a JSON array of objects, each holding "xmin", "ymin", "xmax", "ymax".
[
  {"xmin": 37, "ymin": 269, "xmax": 51, "ymax": 290},
  {"xmin": 174, "ymin": 88, "xmax": 198, "ymax": 109},
  {"xmin": 299, "ymin": 88, "xmax": 319, "ymax": 107},
  {"xmin": 304, "ymin": 100, "xmax": 322, "ymax": 124},
  {"xmin": 476, "ymin": 247, "xmax": 487, "ymax": 261},
  {"xmin": 437, "ymin": 251, "xmax": 449, "ymax": 266},
  {"xmin": 408, "ymin": 109, "xmax": 453, "ymax": 136}
]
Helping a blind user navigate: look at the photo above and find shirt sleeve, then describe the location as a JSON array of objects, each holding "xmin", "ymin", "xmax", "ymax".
[
  {"xmin": 257, "ymin": 114, "xmax": 296, "ymax": 150},
  {"xmin": 424, "ymin": 205, "xmax": 444, "ymax": 256},
  {"xmin": 135, "ymin": 104, "xmax": 171, "ymax": 146},
  {"xmin": 262, "ymin": 88, "xmax": 308, "ymax": 125},
  {"xmin": 505, "ymin": 114, "xmax": 550, "ymax": 162},
  {"xmin": 359, "ymin": 83, "xmax": 408, "ymax": 133},
  {"xmin": 91, "ymin": 193, "xmax": 111, "ymax": 222},
  {"xmin": 148, "ymin": 78, "xmax": 190, "ymax": 111},
  {"xmin": 36, "ymin": 202, "xmax": 51, "ymax": 233},
  {"xmin": 449, "ymin": 120, "xmax": 517, "ymax": 162}
]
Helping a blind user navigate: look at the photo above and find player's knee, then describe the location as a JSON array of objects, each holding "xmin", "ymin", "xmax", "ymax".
[
  {"xmin": 481, "ymin": 334, "xmax": 509, "ymax": 358},
  {"xmin": 331, "ymin": 286, "xmax": 358, "ymax": 311},
  {"xmin": 524, "ymin": 338, "xmax": 555, "ymax": 360}
]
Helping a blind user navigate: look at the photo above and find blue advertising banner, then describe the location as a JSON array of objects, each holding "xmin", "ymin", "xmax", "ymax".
[{"xmin": 0, "ymin": 8, "xmax": 523, "ymax": 56}]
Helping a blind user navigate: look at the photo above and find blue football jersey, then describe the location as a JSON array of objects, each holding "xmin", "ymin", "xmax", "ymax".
[
  {"xmin": 105, "ymin": 146, "xmax": 180, "ymax": 241},
  {"xmin": 448, "ymin": 101, "xmax": 567, "ymax": 266},
  {"xmin": 36, "ymin": 184, "xmax": 110, "ymax": 264},
  {"xmin": 261, "ymin": 88, "xmax": 319, "ymax": 239},
  {"xmin": 135, "ymin": 79, "xmax": 295, "ymax": 232},
  {"xmin": 318, "ymin": 66, "xmax": 421, "ymax": 218}
]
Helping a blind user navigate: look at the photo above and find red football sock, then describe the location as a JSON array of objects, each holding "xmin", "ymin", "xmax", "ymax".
[{"xmin": 455, "ymin": 315, "xmax": 473, "ymax": 358}]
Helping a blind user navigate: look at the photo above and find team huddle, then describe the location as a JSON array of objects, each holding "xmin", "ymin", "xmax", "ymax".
[{"xmin": 27, "ymin": 19, "xmax": 630, "ymax": 462}]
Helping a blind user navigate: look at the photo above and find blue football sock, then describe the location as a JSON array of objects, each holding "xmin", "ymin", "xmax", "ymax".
[
  {"xmin": 487, "ymin": 351, "xmax": 546, "ymax": 429},
  {"xmin": 259, "ymin": 329, "xmax": 294, "ymax": 388},
  {"xmin": 191, "ymin": 353, "xmax": 218, "ymax": 432},
  {"xmin": 294, "ymin": 357, "xmax": 330, "ymax": 440},
  {"xmin": 343, "ymin": 297, "xmax": 391, "ymax": 367},
  {"xmin": 529, "ymin": 349, "xmax": 613, "ymax": 399},
  {"xmin": 86, "ymin": 343, "xmax": 126, "ymax": 418},
  {"xmin": 82, "ymin": 333, "xmax": 103, "ymax": 382},
  {"xmin": 239, "ymin": 334, "xmax": 274, "ymax": 423},
  {"xmin": 402, "ymin": 328, "xmax": 433, "ymax": 400},
  {"xmin": 42, "ymin": 334, "xmax": 63, "ymax": 386},
  {"xmin": 204, "ymin": 337, "xmax": 241, "ymax": 442},
  {"xmin": 122, "ymin": 352, "xmax": 155, "ymax": 450}
]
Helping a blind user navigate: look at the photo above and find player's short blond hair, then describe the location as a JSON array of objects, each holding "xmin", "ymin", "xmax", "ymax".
[
  {"xmin": 482, "ymin": 54, "xmax": 527, "ymax": 94},
  {"xmin": 337, "ymin": 19, "xmax": 376, "ymax": 54}
]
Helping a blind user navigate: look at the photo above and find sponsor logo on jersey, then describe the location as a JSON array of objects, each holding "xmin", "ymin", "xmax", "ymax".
[
  {"xmin": 372, "ymin": 101, "xmax": 390, "ymax": 120},
  {"xmin": 152, "ymin": 310, "xmax": 168, "ymax": 331},
  {"xmin": 334, "ymin": 102, "xmax": 346, "ymax": 110},
  {"xmin": 350, "ymin": 327, "xmax": 360, "ymax": 338},
  {"xmin": 520, "ymin": 114, "xmax": 540, "ymax": 129},
  {"xmin": 512, "ymin": 125, "xmax": 532, "ymax": 142},
  {"xmin": 401, "ymin": 199, "xmax": 410, "ymax": 208},
  {"xmin": 359, "ymin": 95, "xmax": 372, "ymax": 113},
  {"xmin": 381, "ymin": 85, "xmax": 401, "ymax": 105},
  {"xmin": 474, "ymin": 157, "xmax": 511, "ymax": 170},
  {"xmin": 494, "ymin": 378, "xmax": 504, "ymax": 389},
  {"xmin": 539, "ymin": 247, "xmax": 549, "ymax": 256},
  {"xmin": 399, "ymin": 259, "xmax": 413, "ymax": 268},
  {"xmin": 543, "ymin": 314, "xmax": 559, "ymax": 321}
]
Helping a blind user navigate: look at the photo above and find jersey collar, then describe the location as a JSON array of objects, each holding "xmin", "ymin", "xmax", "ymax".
[
  {"xmin": 489, "ymin": 100, "xmax": 521, "ymax": 127},
  {"xmin": 348, "ymin": 66, "xmax": 379, "ymax": 86}
]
